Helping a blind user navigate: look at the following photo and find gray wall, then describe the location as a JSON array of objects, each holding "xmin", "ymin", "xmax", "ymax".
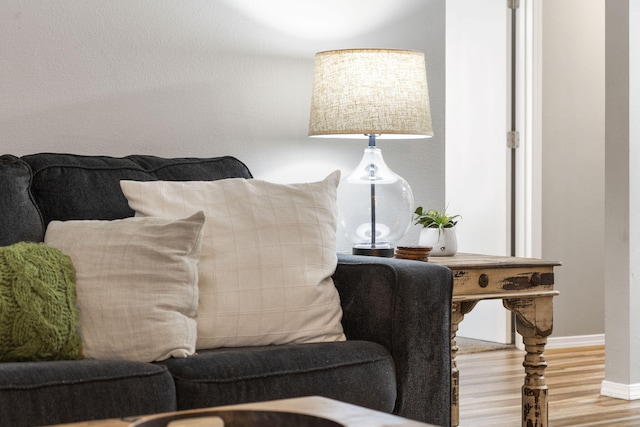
[
  {"xmin": 0, "ymin": 0, "xmax": 446, "ymax": 250},
  {"xmin": 541, "ymin": 0, "xmax": 606, "ymax": 338}
]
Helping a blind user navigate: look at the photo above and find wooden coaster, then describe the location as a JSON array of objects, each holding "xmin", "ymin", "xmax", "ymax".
[
  {"xmin": 394, "ymin": 246, "xmax": 432, "ymax": 261},
  {"xmin": 396, "ymin": 246, "xmax": 432, "ymax": 252}
]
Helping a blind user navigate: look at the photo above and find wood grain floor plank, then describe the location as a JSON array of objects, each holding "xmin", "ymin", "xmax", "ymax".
[{"xmin": 457, "ymin": 345, "xmax": 640, "ymax": 426}]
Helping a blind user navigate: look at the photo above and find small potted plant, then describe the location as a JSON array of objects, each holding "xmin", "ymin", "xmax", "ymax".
[{"xmin": 414, "ymin": 207, "xmax": 461, "ymax": 256}]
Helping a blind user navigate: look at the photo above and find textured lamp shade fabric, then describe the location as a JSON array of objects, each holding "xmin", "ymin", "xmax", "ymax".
[{"xmin": 308, "ymin": 48, "xmax": 432, "ymax": 138}]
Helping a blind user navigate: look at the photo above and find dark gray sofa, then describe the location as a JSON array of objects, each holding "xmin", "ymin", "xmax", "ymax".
[{"xmin": 0, "ymin": 153, "xmax": 453, "ymax": 427}]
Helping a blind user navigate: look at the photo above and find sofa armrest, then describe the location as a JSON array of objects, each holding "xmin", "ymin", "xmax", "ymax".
[{"xmin": 333, "ymin": 254, "xmax": 453, "ymax": 426}]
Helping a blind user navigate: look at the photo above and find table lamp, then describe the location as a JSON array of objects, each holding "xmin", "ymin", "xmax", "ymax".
[{"xmin": 308, "ymin": 48, "xmax": 433, "ymax": 257}]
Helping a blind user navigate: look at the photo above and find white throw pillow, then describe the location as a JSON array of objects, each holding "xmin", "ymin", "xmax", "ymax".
[
  {"xmin": 120, "ymin": 172, "xmax": 346, "ymax": 349},
  {"xmin": 44, "ymin": 211, "xmax": 205, "ymax": 362}
]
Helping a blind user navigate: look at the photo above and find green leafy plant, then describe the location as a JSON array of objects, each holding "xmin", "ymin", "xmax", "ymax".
[{"xmin": 414, "ymin": 207, "xmax": 461, "ymax": 236}]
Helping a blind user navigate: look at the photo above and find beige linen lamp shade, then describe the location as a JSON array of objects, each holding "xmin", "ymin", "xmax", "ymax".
[
  {"xmin": 308, "ymin": 48, "xmax": 432, "ymax": 257},
  {"xmin": 308, "ymin": 48, "xmax": 432, "ymax": 139}
]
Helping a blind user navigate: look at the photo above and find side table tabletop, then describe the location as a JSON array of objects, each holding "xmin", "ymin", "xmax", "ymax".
[
  {"xmin": 429, "ymin": 253, "xmax": 561, "ymax": 427},
  {"xmin": 47, "ymin": 396, "xmax": 438, "ymax": 427}
]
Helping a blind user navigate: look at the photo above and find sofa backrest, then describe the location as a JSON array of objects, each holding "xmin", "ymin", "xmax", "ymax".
[
  {"xmin": 0, "ymin": 153, "xmax": 253, "ymax": 246},
  {"xmin": 0, "ymin": 155, "xmax": 45, "ymax": 246}
]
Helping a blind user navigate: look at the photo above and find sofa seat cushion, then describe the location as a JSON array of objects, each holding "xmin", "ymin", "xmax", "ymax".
[
  {"xmin": 0, "ymin": 359, "xmax": 176, "ymax": 427},
  {"xmin": 158, "ymin": 340, "xmax": 396, "ymax": 414}
]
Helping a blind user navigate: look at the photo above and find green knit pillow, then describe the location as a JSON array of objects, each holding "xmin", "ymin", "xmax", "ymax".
[{"xmin": 0, "ymin": 242, "xmax": 82, "ymax": 362}]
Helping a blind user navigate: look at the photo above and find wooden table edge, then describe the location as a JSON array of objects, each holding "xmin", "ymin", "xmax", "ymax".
[
  {"xmin": 47, "ymin": 396, "xmax": 437, "ymax": 427},
  {"xmin": 453, "ymin": 290, "xmax": 560, "ymax": 302},
  {"xmin": 428, "ymin": 253, "xmax": 562, "ymax": 269}
]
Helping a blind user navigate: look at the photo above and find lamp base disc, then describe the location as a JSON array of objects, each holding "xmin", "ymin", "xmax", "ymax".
[{"xmin": 352, "ymin": 247, "xmax": 395, "ymax": 258}]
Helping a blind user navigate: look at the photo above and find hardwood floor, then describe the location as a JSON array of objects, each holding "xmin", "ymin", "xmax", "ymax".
[{"xmin": 457, "ymin": 345, "xmax": 640, "ymax": 426}]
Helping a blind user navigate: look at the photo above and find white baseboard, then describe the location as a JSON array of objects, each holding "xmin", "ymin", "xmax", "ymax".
[
  {"xmin": 601, "ymin": 380, "xmax": 640, "ymax": 400},
  {"xmin": 545, "ymin": 333, "xmax": 605, "ymax": 349},
  {"xmin": 515, "ymin": 333, "xmax": 605, "ymax": 350}
]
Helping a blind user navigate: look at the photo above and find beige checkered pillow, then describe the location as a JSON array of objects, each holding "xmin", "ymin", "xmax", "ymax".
[
  {"xmin": 44, "ymin": 212, "xmax": 205, "ymax": 362},
  {"xmin": 120, "ymin": 172, "xmax": 345, "ymax": 349}
]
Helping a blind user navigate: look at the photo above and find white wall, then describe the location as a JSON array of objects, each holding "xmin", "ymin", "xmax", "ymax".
[
  {"xmin": 0, "ymin": 0, "xmax": 446, "ymax": 250},
  {"xmin": 541, "ymin": 0, "xmax": 606, "ymax": 338},
  {"xmin": 2, "ymin": 0, "xmax": 617, "ymax": 345},
  {"xmin": 446, "ymin": 0, "xmax": 511, "ymax": 343},
  {"xmin": 445, "ymin": 0, "xmax": 509, "ymax": 256}
]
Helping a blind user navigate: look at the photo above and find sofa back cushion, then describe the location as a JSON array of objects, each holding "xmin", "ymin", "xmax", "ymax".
[
  {"xmin": 0, "ymin": 155, "xmax": 44, "ymax": 245},
  {"xmin": 21, "ymin": 153, "xmax": 253, "ymax": 227}
]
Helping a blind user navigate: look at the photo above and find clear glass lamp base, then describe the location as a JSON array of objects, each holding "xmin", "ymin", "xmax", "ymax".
[{"xmin": 339, "ymin": 146, "xmax": 414, "ymax": 258}]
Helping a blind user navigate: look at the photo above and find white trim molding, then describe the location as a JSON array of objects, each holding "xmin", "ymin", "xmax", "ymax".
[
  {"xmin": 516, "ymin": 333, "xmax": 604, "ymax": 350},
  {"xmin": 515, "ymin": 0, "xmax": 543, "ymax": 259},
  {"xmin": 545, "ymin": 334, "xmax": 605, "ymax": 349},
  {"xmin": 601, "ymin": 380, "xmax": 640, "ymax": 401}
]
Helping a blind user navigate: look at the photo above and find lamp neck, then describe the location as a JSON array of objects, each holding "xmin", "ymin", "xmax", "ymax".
[{"xmin": 367, "ymin": 134, "xmax": 378, "ymax": 148}]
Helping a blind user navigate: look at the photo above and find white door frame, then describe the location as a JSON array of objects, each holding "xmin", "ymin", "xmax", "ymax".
[{"xmin": 516, "ymin": 0, "xmax": 543, "ymax": 259}]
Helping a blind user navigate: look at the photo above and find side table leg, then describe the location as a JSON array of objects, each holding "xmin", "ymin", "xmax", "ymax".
[
  {"xmin": 522, "ymin": 335, "xmax": 549, "ymax": 427},
  {"xmin": 451, "ymin": 301, "xmax": 478, "ymax": 427},
  {"xmin": 503, "ymin": 297, "xmax": 554, "ymax": 427}
]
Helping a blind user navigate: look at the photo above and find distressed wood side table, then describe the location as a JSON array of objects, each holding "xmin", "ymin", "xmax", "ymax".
[{"xmin": 429, "ymin": 253, "xmax": 561, "ymax": 427}]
